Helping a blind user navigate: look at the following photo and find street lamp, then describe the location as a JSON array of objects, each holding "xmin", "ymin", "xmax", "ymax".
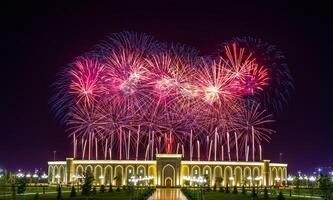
[
  {"xmin": 99, "ymin": 175, "xmax": 104, "ymax": 185},
  {"xmin": 275, "ymin": 176, "xmax": 280, "ymax": 187},
  {"xmin": 247, "ymin": 176, "xmax": 252, "ymax": 186},
  {"xmin": 254, "ymin": 176, "xmax": 262, "ymax": 192},
  {"xmin": 287, "ymin": 176, "xmax": 293, "ymax": 197},
  {"xmin": 55, "ymin": 174, "xmax": 60, "ymax": 184},
  {"xmin": 41, "ymin": 173, "xmax": 48, "ymax": 179},
  {"xmin": 309, "ymin": 176, "xmax": 316, "ymax": 198},
  {"xmin": 16, "ymin": 170, "xmax": 24, "ymax": 178},
  {"xmin": 229, "ymin": 176, "xmax": 234, "ymax": 186}
]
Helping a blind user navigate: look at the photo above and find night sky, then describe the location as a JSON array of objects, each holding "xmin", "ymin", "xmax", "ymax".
[{"xmin": 1, "ymin": 1, "xmax": 332, "ymax": 174}]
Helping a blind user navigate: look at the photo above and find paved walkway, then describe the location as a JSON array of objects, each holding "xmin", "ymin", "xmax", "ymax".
[{"xmin": 148, "ymin": 188, "xmax": 187, "ymax": 200}]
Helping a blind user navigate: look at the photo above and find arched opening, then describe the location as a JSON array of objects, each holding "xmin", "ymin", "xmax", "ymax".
[
  {"xmin": 203, "ymin": 166, "xmax": 212, "ymax": 186},
  {"xmin": 125, "ymin": 165, "xmax": 134, "ymax": 185},
  {"xmin": 148, "ymin": 165, "xmax": 156, "ymax": 186},
  {"xmin": 104, "ymin": 166, "xmax": 112, "ymax": 185},
  {"xmin": 162, "ymin": 164, "xmax": 175, "ymax": 187},
  {"xmin": 235, "ymin": 167, "xmax": 242, "ymax": 186},
  {"xmin": 53, "ymin": 166, "xmax": 58, "ymax": 184},
  {"xmin": 191, "ymin": 165, "xmax": 200, "ymax": 187},
  {"xmin": 94, "ymin": 165, "xmax": 103, "ymax": 185},
  {"xmin": 271, "ymin": 167, "xmax": 277, "ymax": 186},
  {"xmin": 224, "ymin": 167, "xmax": 233, "ymax": 186},
  {"xmin": 192, "ymin": 166, "xmax": 200, "ymax": 177},
  {"xmin": 253, "ymin": 167, "xmax": 260, "ymax": 186},
  {"xmin": 181, "ymin": 166, "xmax": 190, "ymax": 186},
  {"xmin": 76, "ymin": 165, "xmax": 83, "ymax": 176},
  {"xmin": 165, "ymin": 177, "xmax": 172, "ymax": 187},
  {"xmin": 244, "ymin": 167, "xmax": 252, "ymax": 186},
  {"xmin": 137, "ymin": 166, "xmax": 145, "ymax": 176},
  {"xmin": 278, "ymin": 168, "xmax": 283, "ymax": 182},
  {"xmin": 114, "ymin": 165, "xmax": 123, "ymax": 187},
  {"xmin": 59, "ymin": 166, "xmax": 65, "ymax": 184},
  {"xmin": 213, "ymin": 166, "xmax": 222, "ymax": 188},
  {"xmin": 76, "ymin": 165, "xmax": 84, "ymax": 185}
]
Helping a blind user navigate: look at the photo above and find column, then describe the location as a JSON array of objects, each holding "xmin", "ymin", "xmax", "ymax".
[
  {"xmin": 66, "ymin": 158, "xmax": 74, "ymax": 184},
  {"xmin": 262, "ymin": 160, "xmax": 270, "ymax": 186}
]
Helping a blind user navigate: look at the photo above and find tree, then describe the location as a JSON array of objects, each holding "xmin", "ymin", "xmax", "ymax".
[
  {"xmin": 225, "ymin": 183, "xmax": 230, "ymax": 193},
  {"xmin": 17, "ymin": 178, "xmax": 27, "ymax": 194},
  {"xmin": 33, "ymin": 193, "xmax": 40, "ymax": 200},
  {"xmin": 233, "ymin": 185, "xmax": 238, "ymax": 194},
  {"xmin": 114, "ymin": 173, "xmax": 122, "ymax": 189},
  {"xmin": 219, "ymin": 185, "xmax": 224, "ymax": 192},
  {"xmin": 319, "ymin": 174, "xmax": 333, "ymax": 200},
  {"xmin": 81, "ymin": 171, "xmax": 94, "ymax": 196},
  {"xmin": 263, "ymin": 187, "xmax": 269, "ymax": 199},
  {"xmin": 252, "ymin": 187, "xmax": 258, "ymax": 199},
  {"xmin": 108, "ymin": 183, "xmax": 113, "ymax": 192},
  {"xmin": 70, "ymin": 185, "xmax": 76, "ymax": 197},
  {"xmin": 277, "ymin": 190, "xmax": 285, "ymax": 200},
  {"xmin": 92, "ymin": 186, "xmax": 97, "ymax": 195},
  {"xmin": 100, "ymin": 184, "xmax": 105, "ymax": 193},
  {"xmin": 11, "ymin": 184, "xmax": 16, "ymax": 200},
  {"xmin": 56, "ymin": 185, "xmax": 62, "ymax": 200},
  {"xmin": 241, "ymin": 185, "xmax": 246, "ymax": 195}
]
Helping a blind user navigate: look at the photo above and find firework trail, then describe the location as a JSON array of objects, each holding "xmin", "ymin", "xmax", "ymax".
[{"xmin": 51, "ymin": 32, "xmax": 292, "ymax": 161}]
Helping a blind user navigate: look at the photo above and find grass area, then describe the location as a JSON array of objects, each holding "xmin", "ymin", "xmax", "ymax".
[
  {"xmin": 280, "ymin": 188, "xmax": 322, "ymax": 197},
  {"xmin": 182, "ymin": 187, "xmax": 323, "ymax": 200},
  {"xmin": 0, "ymin": 185, "xmax": 71, "ymax": 196},
  {"xmin": 12, "ymin": 191, "xmax": 135, "ymax": 200},
  {"xmin": 203, "ymin": 191, "xmax": 318, "ymax": 200},
  {"xmin": 0, "ymin": 187, "xmax": 155, "ymax": 200}
]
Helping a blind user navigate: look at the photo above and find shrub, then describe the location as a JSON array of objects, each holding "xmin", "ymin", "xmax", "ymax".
[
  {"xmin": 108, "ymin": 184, "xmax": 113, "ymax": 192},
  {"xmin": 241, "ymin": 185, "xmax": 246, "ymax": 195},
  {"xmin": 251, "ymin": 187, "xmax": 258, "ymax": 199},
  {"xmin": 319, "ymin": 174, "xmax": 333, "ymax": 200},
  {"xmin": 17, "ymin": 178, "xmax": 26, "ymax": 194},
  {"xmin": 263, "ymin": 187, "xmax": 269, "ymax": 199},
  {"xmin": 219, "ymin": 185, "xmax": 224, "ymax": 192},
  {"xmin": 232, "ymin": 185, "xmax": 238, "ymax": 194},
  {"xmin": 33, "ymin": 193, "xmax": 39, "ymax": 200},
  {"xmin": 81, "ymin": 171, "xmax": 94, "ymax": 196},
  {"xmin": 225, "ymin": 184, "xmax": 230, "ymax": 193},
  {"xmin": 100, "ymin": 184, "xmax": 105, "ymax": 193},
  {"xmin": 213, "ymin": 183, "xmax": 216, "ymax": 191},
  {"xmin": 70, "ymin": 185, "xmax": 76, "ymax": 197},
  {"xmin": 277, "ymin": 190, "xmax": 285, "ymax": 200},
  {"xmin": 116, "ymin": 187, "xmax": 121, "ymax": 192},
  {"xmin": 11, "ymin": 184, "xmax": 16, "ymax": 199},
  {"xmin": 56, "ymin": 185, "xmax": 62, "ymax": 200},
  {"xmin": 92, "ymin": 186, "xmax": 97, "ymax": 195}
]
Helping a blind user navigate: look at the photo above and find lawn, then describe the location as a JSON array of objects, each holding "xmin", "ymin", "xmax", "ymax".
[
  {"xmin": 0, "ymin": 185, "xmax": 71, "ymax": 196},
  {"xmin": 182, "ymin": 187, "xmax": 323, "ymax": 200},
  {"xmin": 203, "ymin": 191, "xmax": 321, "ymax": 200},
  {"xmin": 12, "ymin": 191, "xmax": 134, "ymax": 200},
  {"xmin": 0, "ymin": 187, "xmax": 154, "ymax": 200}
]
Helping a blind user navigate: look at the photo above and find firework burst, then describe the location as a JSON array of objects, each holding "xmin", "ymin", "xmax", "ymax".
[{"xmin": 51, "ymin": 32, "xmax": 292, "ymax": 161}]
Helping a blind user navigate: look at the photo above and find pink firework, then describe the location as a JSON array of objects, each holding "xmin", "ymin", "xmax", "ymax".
[
  {"xmin": 51, "ymin": 32, "xmax": 290, "ymax": 161},
  {"xmin": 69, "ymin": 58, "xmax": 105, "ymax": 107}
]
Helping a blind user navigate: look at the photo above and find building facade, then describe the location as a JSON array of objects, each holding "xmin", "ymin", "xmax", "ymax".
[{"xmin": 48, "ymin": 154, "xmax": 287, "ymax": 187}]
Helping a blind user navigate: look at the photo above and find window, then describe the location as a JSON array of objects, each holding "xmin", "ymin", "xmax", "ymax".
[
  {"xmin": 194, "ymin": 170, "xmax": 198, "ymax": 175},
  {"xmin": 128, "ymin": 169, "xmax": 132, "ymax": 174},
  {"xmin": 205, "ymin": 169, "xmax": 208, "ymax": 175}
]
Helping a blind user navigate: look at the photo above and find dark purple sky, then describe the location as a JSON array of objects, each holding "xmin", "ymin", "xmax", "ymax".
[{"xmin": 1, "ymin": 1, "xmax": 332, "ymax": 174}]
